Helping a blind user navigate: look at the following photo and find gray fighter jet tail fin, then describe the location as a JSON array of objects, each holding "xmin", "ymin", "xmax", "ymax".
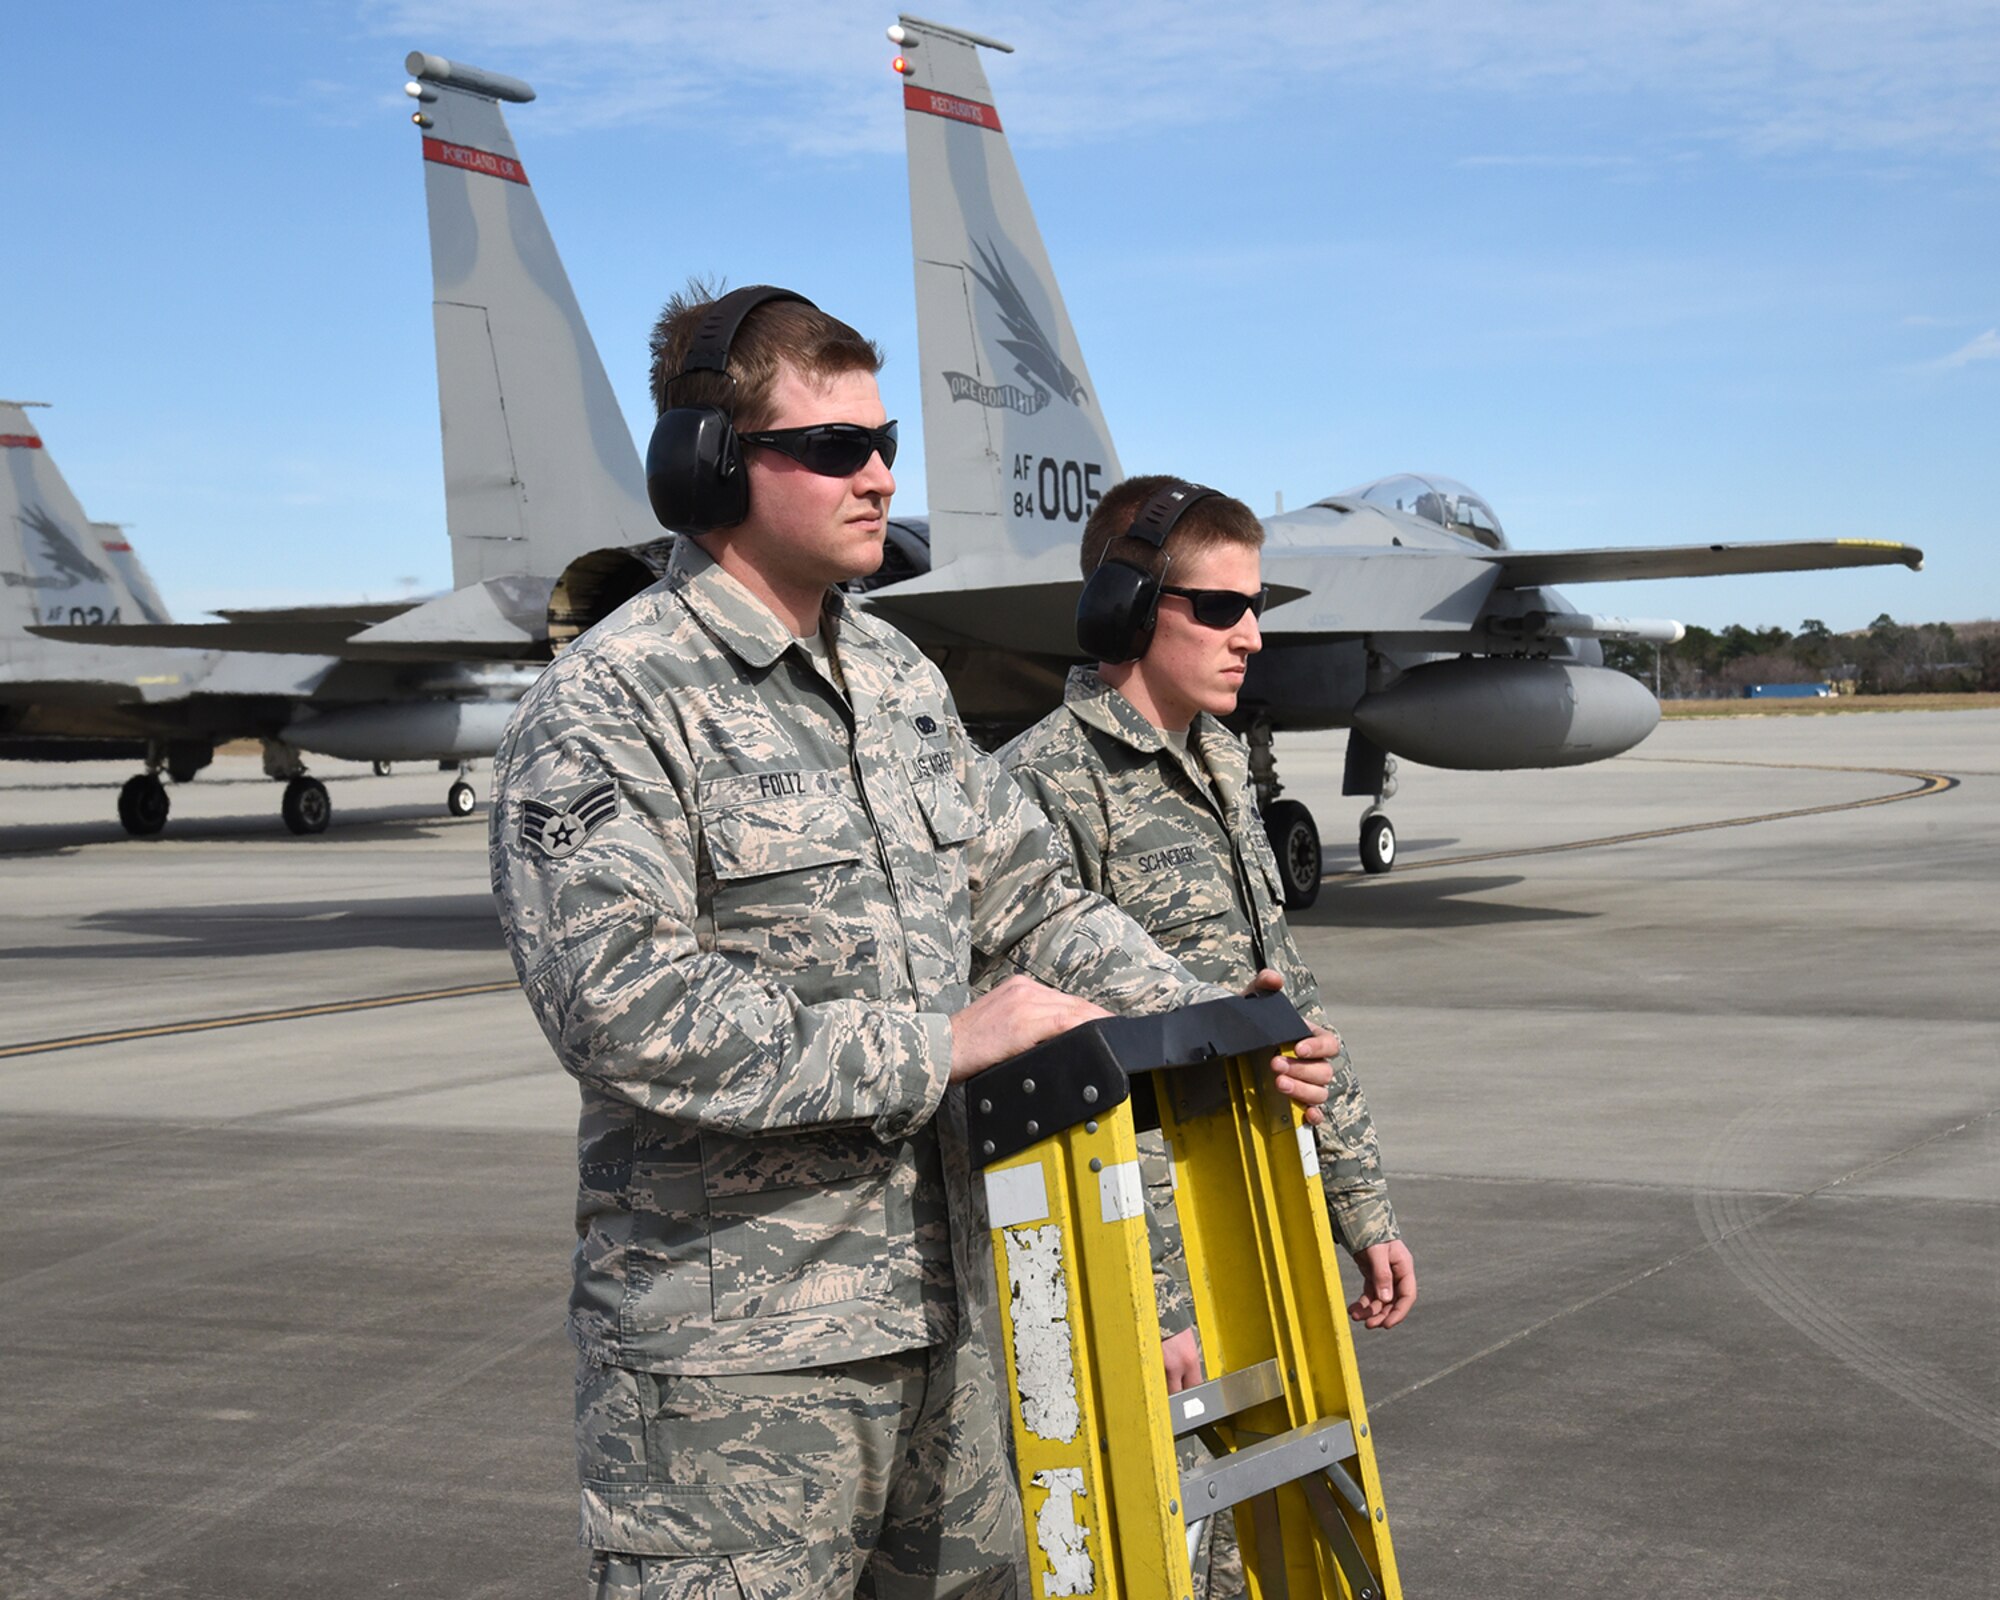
[
  {"xmin": 406, "ymin": 53, "xmax": 653, "ymax": 590},
  {"xmin": 91, "ymin": 523, "xmax": 173, "ymax": 625},
  {"xmin": 1, "ymin": 401, "xmax": 167, "ymax": 637},
  {"xmin": 893, "ymin": 18, "xmax": 1122, "ymax": 589}
]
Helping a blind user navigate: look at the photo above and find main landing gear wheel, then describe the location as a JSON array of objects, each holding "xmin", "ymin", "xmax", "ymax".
[
  {"xmin": 1263, "ymin": 798, "xmax": 1322, "ymax": 910},
  {"xmin": 281, "ymin": 775, "xmax": 332, "ymax": 835},
  {"xmin": 1360, "ymin": 811, "xmax": 1397, "ymax": 875},
  {"xmin": 117, "ymin": 774, "xmax": 169, "ymax": 837},
  {"xmin": 445, "ymin": 779, "xmax": 477, "ymax": 818}
]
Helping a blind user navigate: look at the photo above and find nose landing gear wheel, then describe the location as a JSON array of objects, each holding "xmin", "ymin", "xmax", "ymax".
[
  {"xmin": 446, "ymin": 779, "xmax": 477, "ymax": 817},
  {"xmin": 1359, "ymin": 811, "xmax": 1397, "ymax": 875},
  {"xmin": 1262, "ymin": 798, "xmax": 1322, "ymax": 910},
  {"xmin": 117, "ymin": 774, "xmax": 170, "ymax": 837},
  {"xmin": 281, "ymin": 775, "xmax": 332, "ymax": 835}
]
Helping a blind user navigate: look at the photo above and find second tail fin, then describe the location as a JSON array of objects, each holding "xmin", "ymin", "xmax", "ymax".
[{"xmin": 1, "ymin": 401, "xmax": 165, "ymax": 636}]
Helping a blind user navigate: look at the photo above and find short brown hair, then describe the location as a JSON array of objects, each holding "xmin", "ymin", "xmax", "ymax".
[
  {"xmin": 1080, "ymin": 474, "xmax": 1265, "ymax": 581},
  {"xmin": 648, "ymin": 281, "xmax": 883, "ymax": 431}
]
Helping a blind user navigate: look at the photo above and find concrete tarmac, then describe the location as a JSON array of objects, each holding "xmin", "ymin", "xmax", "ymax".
[{"xmin": 1, "ymin": 714, "xmax": 1994, "ymax": 1596}]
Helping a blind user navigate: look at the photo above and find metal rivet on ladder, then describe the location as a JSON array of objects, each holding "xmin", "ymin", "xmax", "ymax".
[
  {"xmin": 981, "ymin": 1141, "xmax": 995, "ymax": 1157},
  {"xmin": 1207, "ymin": 1482, "xmax": 1218, "ymax": 1499},
  {"xmin": 1359, "ymin": 1425, "xmax": 1368, "ymax": 1438},
  {"xmin": 1168, "ymin": 1500, "xmax": 1178, "ymax": 1515},
  {"xmin": 1375, "ymin": 1508, "xmax": 1385, "ymax": 1521},
  {"xmin": 1089, "ymin": 1158, "xmax": 1102, "ymax": 1173},
  {"xmin": 979, "ymin": 1098, "xmax": 992, "ymax": 1114},
  {"xmin": 1025, "ymin": 1120, "xmax": 1039, "ymax": 1137},
  {"xmin": 1085, "ymin": 1120, "xmax": 1098, "ymax": 1134},
  {"xmin": 1022, "ymin": 1078, "xmax": 1036, "ymax": 1094},
  {"xmin": 1082, "ymin": 1084, "xmax": 1098, "ymax": 1103}
]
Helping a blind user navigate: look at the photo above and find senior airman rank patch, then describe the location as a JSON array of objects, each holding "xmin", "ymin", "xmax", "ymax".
[{"xmin": 521, "ymin": 781, "xmax": 618, "ymax": 860}]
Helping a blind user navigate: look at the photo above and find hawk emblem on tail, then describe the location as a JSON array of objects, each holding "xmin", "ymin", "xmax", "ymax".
[
  {"xmin": 966, "ymin": 237, "xmax": 1086, "ymax": 406},
  {"xmin": 520, "ymin": 781, "xmax": 619, "ymax": 860}
]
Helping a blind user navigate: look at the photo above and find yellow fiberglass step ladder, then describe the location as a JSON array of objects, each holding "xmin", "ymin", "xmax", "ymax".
[{"xmin": 969, "ymin": 991, "xmax": 1401, "ymax": 1600}]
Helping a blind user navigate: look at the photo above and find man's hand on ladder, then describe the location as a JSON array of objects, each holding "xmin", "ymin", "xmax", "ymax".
[{"xmin": 1244, "ymin": 968, "xmax": 1336, "ymax": 1125}]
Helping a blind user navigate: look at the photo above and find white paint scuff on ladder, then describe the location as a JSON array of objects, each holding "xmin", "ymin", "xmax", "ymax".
[
  {"xmin": 1005, "ymin": 1224, "xmax": 1081, "ymax": 1441},
  {"xmin": 1031, "ymin": 1466, "xmax": 1095, "ymax": 1595}
]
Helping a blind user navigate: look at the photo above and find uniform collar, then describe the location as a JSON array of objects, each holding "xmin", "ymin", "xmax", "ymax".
[
  {"xmin": 1063, "ymin": 666, "xmax": 1250, "ymax": 810},
  {"xmin": 1062, "ymin": 666, "xmax": 1166, "ymax": 752},
  {"xmin": 667, "ymin": 535, "xmax": 848, "ymax": 670},
  {"xmin": 1063, "ymin": 665, "xmax": 1232, "ymax": 756}
]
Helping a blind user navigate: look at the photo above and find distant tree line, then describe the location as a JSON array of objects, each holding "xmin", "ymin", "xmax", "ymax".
[{"xmin": 1600, "ymin": 616, "xmax": 2000, "ymax": 698}]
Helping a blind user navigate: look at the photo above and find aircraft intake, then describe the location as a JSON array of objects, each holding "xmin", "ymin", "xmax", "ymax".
[
  {"xmin": 284, "ymin": 700, "xmax": 519, "ymax": 763},
  {"xmin": 1351, "ymin": 658, "xmax": 1660, "ymax": 770}
]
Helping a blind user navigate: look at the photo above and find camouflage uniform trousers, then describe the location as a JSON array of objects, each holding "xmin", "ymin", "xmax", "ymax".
[{"xmin": 579, "ymin": 1335, "xmax": 1019, "ymax": 1600}]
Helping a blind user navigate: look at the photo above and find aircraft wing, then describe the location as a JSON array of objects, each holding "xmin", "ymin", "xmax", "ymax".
[
  {"xmin": 1480, "ymin": 539, "xmax": 1922, "ymax": 587},
  {"xmin": 34, "ymin": 597, "xmax": 426, "ymax": 655},
  {"xmin": 36, "ymin": 573, "xmax": 556, "ymax": 662},
  {"xmin": 212, "ymin": 601, "xmax": 418, "ymax": 626}
]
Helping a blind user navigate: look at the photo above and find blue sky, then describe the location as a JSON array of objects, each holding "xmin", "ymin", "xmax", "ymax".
[{"xmin": 4, "ymin": 0, "xmax": 1994, "ymax": 633}]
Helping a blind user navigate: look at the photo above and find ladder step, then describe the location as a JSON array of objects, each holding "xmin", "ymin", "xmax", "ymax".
[
  {"xmin": 1169, "ymin": 1357, "xmax": 1284, "ymax": 1437},
  {"xmin": 1180, "ymin": 1415, "xmax": 1358, "ymax": 1521}
]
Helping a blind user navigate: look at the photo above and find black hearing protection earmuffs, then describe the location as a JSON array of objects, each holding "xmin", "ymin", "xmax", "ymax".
[
  {"xmin": 644, "ymin": 285, "xmax": 815, "ymax": 533},
  {"xmin": 1074, "ymin": 478, "xmax": 1220, "ymax": 662}
]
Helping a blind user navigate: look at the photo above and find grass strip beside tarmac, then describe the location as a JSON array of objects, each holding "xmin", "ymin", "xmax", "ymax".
[{"xmin": 1661, "ymin": 692, "xmax": 2000, "ymax": 718}]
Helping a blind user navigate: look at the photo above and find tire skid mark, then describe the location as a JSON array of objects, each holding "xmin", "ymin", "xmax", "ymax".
[
  {"xmin": 1694, "ymin": 1090, "xmax": 2000, "ymax": 1449},
  {"xmin": 1375, "ymin": 1106, "xmax": 1997, "ymax": 1428}
]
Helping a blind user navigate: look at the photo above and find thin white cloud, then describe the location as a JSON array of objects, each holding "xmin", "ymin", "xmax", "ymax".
[
  {"xmin": 362, "ymin": 0, "xmax": 2000, "ymax": 161},
  {"xmin": 1933, "ymin": 329, "xmax": 2000, "ymax": 369},
  {"xmin": 1456, "ymin": 154, "xmax": 1641, "ymax": 170}
]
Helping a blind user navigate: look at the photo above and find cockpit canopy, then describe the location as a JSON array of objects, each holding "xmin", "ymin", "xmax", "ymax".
[{"xmin": 1343, "ymin": 474, "xmax": 1506, "ymax": 549}]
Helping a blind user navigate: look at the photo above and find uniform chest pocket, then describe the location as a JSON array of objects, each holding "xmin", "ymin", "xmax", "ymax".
[
  {"xmin": 910, "ymin": 769, "xmax": 981, "ymax": 848},
  {"xmin": 1247, "ymin": 827, "xmax": 1288, "ymax": 909},
  {"xmin": 1104, "ymin": 834, "xmax": 1236, "ymax": 936},
  {"xmin": 703, "ymin": 789, "xmax": 870, "ymax": 880},
  {"xmin": 699, "ymin": 777, "xmax": 883, "ymax": 996}
]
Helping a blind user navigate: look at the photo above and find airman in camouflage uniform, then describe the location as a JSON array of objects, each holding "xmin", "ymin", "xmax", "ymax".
[
  {"xmin": 489, "ymin": 297, "xmax": 1336, "ymax": 1598},
  {"xmin": 991, "ymin": 475, "xmax": 1417, "ymax": 1599},
  {"xmin": 1001, "ymin": 668, "xmax": 1401, "ymax": 1267}
]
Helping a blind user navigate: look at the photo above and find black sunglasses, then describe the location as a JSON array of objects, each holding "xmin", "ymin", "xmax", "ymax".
[
  {"xmin": 738, "ymin": 420, "xmax": 898, "ymax": 476},
  {"xmin": 1157, "ymin": 584, "xmax": 1268, "ymax": 628}
]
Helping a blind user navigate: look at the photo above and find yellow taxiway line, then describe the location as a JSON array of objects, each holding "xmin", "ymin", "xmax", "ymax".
[{"xmin": 1330, "ymin": 757, "xmax": 1957, "ymax": 881}]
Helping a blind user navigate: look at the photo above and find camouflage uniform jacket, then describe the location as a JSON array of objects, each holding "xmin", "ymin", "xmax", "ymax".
[
  {"xmin": 489, "ymin": 539, "xmax": 1217, "ymax": 1376},
  {"xmin": 999, "ymin": 667, "xmax": 1399, "ymax": 1261}
]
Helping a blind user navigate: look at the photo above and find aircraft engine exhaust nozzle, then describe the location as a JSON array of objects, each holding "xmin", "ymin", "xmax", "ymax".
[
  {"xmin": 284, "ymin": 700, "xmax": 519, "ymax": 764},
  {"xmin": 1352, "ymin": 658, "xmax": 1660, "ymax": 770}
]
